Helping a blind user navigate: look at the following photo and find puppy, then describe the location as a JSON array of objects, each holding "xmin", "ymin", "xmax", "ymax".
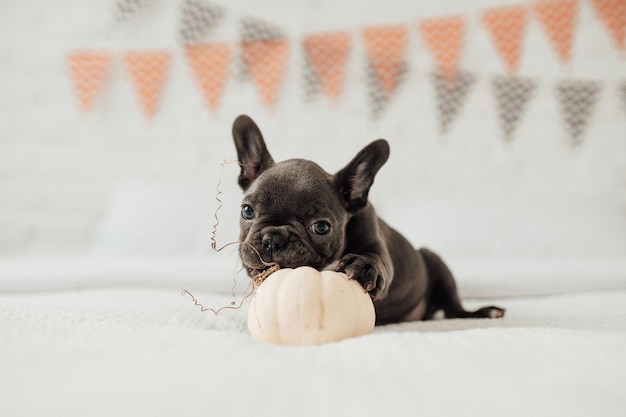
[{"xmin": 232, "ymin": 115, "xmax": 504, "ymax": 325}]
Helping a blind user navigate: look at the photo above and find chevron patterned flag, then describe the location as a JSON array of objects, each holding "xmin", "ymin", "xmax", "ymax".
[
  {"xmin": 66, "ymin": 50, "xmax": 113, "ymax": 113},
  {"xmin": 237, "ymin": 17, "xmax": 285, "ymax": 79},
  {"xmin": 361, "ymin": 24, "xmax": 409, "ymax": 118},
  {"xmin": 555, "ymin": 79, "xmax": 602, "ymax": 146},
  {"xmin": 185, "ymin": 43, "xmax": 231, "ymax": 112},
  {"xmin": 534, "ymin": 0, "xmax": 579, "ymax": 69},
  {"xmin": 431, "ymin": 70, "xmax": 476, "ymax": 134},
  {"xmin": 238, "ymin": 18, "xmax": 289, "ymax": 108},
  {"xmin": 302, "ymin": 31, "xmax": 352, "ymax": 103},
  {"xmin": 482, "ymin": 5, "xmax": 529, "ymax": 74},
  {"xmin": 419, "ymin": 15, "xmax": 466, "ymax": 84},
  {"xmin": 591, "ymin": 0, "xmax": 626, "ymax": 57},
  {"xmin": 492, "ymin": 75, "xmax": 538, "ymax": 142},
  {"xmin": 178, "ymin": 0, "xmax": 225, "ymax": 46},
  {"xmin": 123, "ymin": 50, "xmax": 172, "ymax": 118}
]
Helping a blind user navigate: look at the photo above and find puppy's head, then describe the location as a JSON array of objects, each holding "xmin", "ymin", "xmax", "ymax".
[{"xmin": 232, "ymin": 115, "xmax": 389, "ymax": 277}]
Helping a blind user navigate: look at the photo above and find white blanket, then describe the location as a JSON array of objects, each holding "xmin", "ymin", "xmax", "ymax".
[{"xmin": 2, "ymin": 283, "xmax": 626, "ymax": 417}]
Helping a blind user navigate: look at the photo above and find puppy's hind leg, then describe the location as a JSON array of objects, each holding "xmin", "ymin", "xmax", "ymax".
[{"xmin": 420, "ymin": 248, "xmax": 505, "ymax": 319}]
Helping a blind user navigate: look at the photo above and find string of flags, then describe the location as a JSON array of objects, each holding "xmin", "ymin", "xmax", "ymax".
[{"xmin": 67, "ymin": 0, "xmax": 626, "ymax": 145}]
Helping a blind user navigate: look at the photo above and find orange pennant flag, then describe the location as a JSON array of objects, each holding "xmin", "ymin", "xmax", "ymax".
[
  {"xmin": 419, "ymin": 15, "xmax": 466, "ymax": 83},
  {"xmin": 591, "ymin": 0, "xmax": 626, "ymax": 54},
  {"xmin": 185, "ymin": 43, "xmax": 231, "ymax": 111},
  {"xmin": 123, "ymin": 50, "xmax": 171, "ymax": 118},
  {"xmin": 303, "ymin": 31, "xmax": 352, "ymax": 101},
  {"xmin": 361, "ymin": 25, "xmax": 408, "ymax": 96},
  {"xmin": 66, "ymin": 51, "xmax": 113, "ymax": 112},
  {"xmin": 241, "ymin": 39, "xmax": 289, "ymax": 108},
  {"xmin": 482, "ymin": 5, "xmax": 529, "ymax": 74},
  {"xmin": 534, "ymin": 0, "xmax": 578, "ymax": 66}
]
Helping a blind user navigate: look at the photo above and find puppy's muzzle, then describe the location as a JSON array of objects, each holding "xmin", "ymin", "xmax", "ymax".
[{"xmin": 261, "ymin": 227, "xmax": 289, "ymax": 254}]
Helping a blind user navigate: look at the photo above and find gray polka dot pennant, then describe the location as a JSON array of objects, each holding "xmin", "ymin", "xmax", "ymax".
[
  {"xmin": 240, "ymin": 17, "xmax": 284, "ymax": 42},
  {"xmin": 303, "ymin": 53, "xmax": 320, "ymax": 101},
  {"xmin": 365, "ymin": 61, "xmax": 409, "ymax": 119},
  {"xmin": 492, "ymin": 75, "xmax": 538, "ymax": 142},
  {"xmin": 178, "ymin": 0, "xmax": 224, "ymax": 46},
  {"xmin": 555, "ymin": 79, "xmax": 602, "ymax": 146},
  {"xmin": 431, "ymin": 70, "xmax": 476, "ymax": 134},
  {"xmin": 112, "ymin": 0, "xmax": 154, "ymax": 24}
]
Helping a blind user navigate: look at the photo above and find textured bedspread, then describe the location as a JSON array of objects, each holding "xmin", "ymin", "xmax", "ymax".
[{"xmin": 2, "ymin": 286, "xmax": 625, "ymax": 417}]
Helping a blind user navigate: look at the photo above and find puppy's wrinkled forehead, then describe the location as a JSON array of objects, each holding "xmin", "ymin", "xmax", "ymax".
[{"xmin": 244, "ymin": 159, "xmax": 340, "ymax": 217}]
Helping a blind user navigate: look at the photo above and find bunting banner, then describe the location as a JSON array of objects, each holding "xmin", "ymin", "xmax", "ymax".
[
  {"xmin": 185, "ymin": 43, "xmax": 231, "ymax": 112},
  {"xmin": 432, "ymin": 70, "xmax": 476, "ymax": 133},
  {"xmin": 419, "ymin": 15, "xmax": 466, "ymax": 83},
  {"xmin": 178, "ymin": 0, "xmax": 224, "ymax": 46},
  {"xmin": 68, "ymin": 0, "xmax": 624, "ymax": 139},
  {"xmin": 492, "ymin": 75, "xmax": 538, "ymax": 142},
  {"xmin": 481, "ymin": 5, "xmax": 529, "ymax": 74},
  {"xmin": 302, "ymin": 31, "xmax": 352, "ymax": 102},
  {"xmin": 591, "ymin": 0, "xmax": 626, "ymax": 56},
  {"xmin": 556, "ymin": 79, "xmax": 602, "ymax": 146},
  {"xmin": 534, "ymin": 0, "xmax": 578, "ymax": 68},
  {"xmin": 66, "ymin": 51, "xmax": 113, "ymax": 112},
  {"xmin": 362, "ymin": 25, "xmax": 409, "ymax": 117},
  {"xmin": 123, "ymin": 50, "xmax": 172, "ymax": 118},
  {"xmin": 113, "ymin": 0, "xmax": 154, "ymax": 23}
]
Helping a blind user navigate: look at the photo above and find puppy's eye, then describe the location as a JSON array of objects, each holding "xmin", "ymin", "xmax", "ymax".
[
  {"xmin": 241, "ymin": 205, "xmax": 255, "ymax": 221},
  {"xmin": 311, "ymin": 221, "xmax": 331, "ymax": 235}
]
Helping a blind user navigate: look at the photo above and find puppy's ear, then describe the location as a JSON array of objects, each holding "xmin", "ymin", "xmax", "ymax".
[
  {"xmin": 334, "ymin": 139, "xmax": 390, "ymax": 212},
  {"xmin": 232, "ymin": 115, "xmax": 275, "ymax": 191}
]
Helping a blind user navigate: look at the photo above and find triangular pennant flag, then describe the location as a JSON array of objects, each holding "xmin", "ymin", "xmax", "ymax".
[
  {"xmin": 361, "ymin": 25, "xmax": 409, "ymax": 96},
  {"xmin": 620, "ymin": 80, "xmax": 626, "ymax": 114},
  {"xmin": 419, "ymin": 16, "xmax": 466, "ymax": 83},
  {"xmin": 240, "ymin": 17, "xmax": 284, "ymax": 42},
  {"xmin": 590, "ymin": 0, "xmax": 626, "ymax": 55},
  {"xmin": 66, "ymin": 51, "xmax": 113, "ymax": 112},
  {"xmin": 432, "ymin": 71, "xmax": 476, "ymax": 133},
  {"xmin": 481, "ymin": 5, "xmax": 529, "ymax": 74},
  {"xmin": 555, "ymin": 79, "xmax": 602, "ymax": 146},
  {"xmin": 364, "ymin": 60, "xmax": 397, "ymax": 119},
  {"xmin": 185, "ymin": 43, "xmax": 231, "ymax": 111},
  {"xmin": 113, "ymin": 0, "xmax": 154, "ymax": 23},
  {"xmin": 302, "ymin": 31, "xmax": 352, "ymax": 101},
  {"xmin": 534, "ymin": 0, "xmax": 578, "ymax": 67},
  {"xmin": 236, "ymin": 18, "xmax": 285, "ymax": 82},
  {"xmin": 123, "ymin": 50, "xmax": 171, "ymax": 118},
  {"xmin": 241, "ymin": 39, "xmax": 289, "ymax": 108},
  {"xmin": 178, "ymin": 0, "xmax": 224, "ymax": 46},
  {"xmin": 302, "ymin": 52, "xmax": 320, "ymax": 101},
  {"xmin": 492, "ymin": 75, "xmax": 538, "ymax": 142}
]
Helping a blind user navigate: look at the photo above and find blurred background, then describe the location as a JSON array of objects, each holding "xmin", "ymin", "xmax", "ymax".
[{"xmin": 0, "ymin": 0, "xmax": 624, "ymax": 291}]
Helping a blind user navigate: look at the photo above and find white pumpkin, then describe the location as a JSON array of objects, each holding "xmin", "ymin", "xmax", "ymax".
[{"xmin": 247, "ymin": 266, "xmax": 376, "ymax": 346}]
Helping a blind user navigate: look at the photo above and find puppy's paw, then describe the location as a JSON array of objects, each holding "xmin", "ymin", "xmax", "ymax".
[{"xmin": 336, "ymin": 254, "xmax": 385, "ymax": 299}]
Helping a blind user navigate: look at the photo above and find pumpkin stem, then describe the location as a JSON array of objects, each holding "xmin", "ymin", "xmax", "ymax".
[{"xmin": 252, "ymin": 264, "xmax": 281, "ymax": 287}]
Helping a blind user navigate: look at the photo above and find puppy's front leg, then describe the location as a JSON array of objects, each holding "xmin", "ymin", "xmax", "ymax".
[{"xmin": 337, "ymin": 253, "xmax": 391, "ymax": 299}]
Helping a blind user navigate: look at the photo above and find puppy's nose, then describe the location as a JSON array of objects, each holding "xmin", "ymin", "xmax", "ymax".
[{"xmin": 261, "ymin": 232, "xmax": 286, "ymax": 253}]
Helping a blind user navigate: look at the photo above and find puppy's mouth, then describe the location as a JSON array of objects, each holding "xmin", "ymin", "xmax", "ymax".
[{"xmin": 240, "ymin": 247, "xmax": 324, "ymax": 279}]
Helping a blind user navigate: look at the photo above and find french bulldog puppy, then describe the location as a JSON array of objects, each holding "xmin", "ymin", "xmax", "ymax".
[{"xmin": 232, "ymin": 115, "xmax": 505, "ymax": 325}]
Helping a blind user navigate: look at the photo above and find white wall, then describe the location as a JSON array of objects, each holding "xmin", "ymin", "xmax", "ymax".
[{"xmin": 0, "ymin": 0, "xmax": 624, "ymax": 262}]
